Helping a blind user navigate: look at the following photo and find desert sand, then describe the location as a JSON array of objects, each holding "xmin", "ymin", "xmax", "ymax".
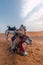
[{"xmin": 0, "ymin": 32, "xmax": 43, "ymax": 65}]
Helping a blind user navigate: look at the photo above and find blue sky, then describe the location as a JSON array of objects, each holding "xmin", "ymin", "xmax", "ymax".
[{"xmin": 0, "ymin": 0, "xmax": 43, "ymax": 33}]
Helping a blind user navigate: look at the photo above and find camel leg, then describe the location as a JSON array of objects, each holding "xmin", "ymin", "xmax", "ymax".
[{"xmin": 5, "ymin": 30, "xmax": 9, "ymax": 42}]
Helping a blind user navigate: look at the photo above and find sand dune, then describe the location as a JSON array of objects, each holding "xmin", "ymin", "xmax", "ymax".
[{"xmin": 0, "ymin": 32, "xmax": 43, "ymax": 65}]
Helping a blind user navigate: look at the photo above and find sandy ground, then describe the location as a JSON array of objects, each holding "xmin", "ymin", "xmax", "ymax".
[{"xmin": 0, "ymin": 32, "xmax": 43, "ymax": 65}]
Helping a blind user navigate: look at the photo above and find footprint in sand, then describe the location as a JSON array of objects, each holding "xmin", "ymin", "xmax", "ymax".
[{"xmin": 35, "ymin": 48, "xmax": 40, "ymax": 51}]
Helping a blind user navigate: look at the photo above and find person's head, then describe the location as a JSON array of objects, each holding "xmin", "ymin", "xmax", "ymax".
[{"xmin": 22, "ymin": 42, "xmax": 27, "ymax": 50}]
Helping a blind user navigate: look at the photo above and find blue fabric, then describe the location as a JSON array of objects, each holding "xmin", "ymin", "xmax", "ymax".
[{"xmin": 8, "ymin": 27, "xmax": 16, "ymax": 31}]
